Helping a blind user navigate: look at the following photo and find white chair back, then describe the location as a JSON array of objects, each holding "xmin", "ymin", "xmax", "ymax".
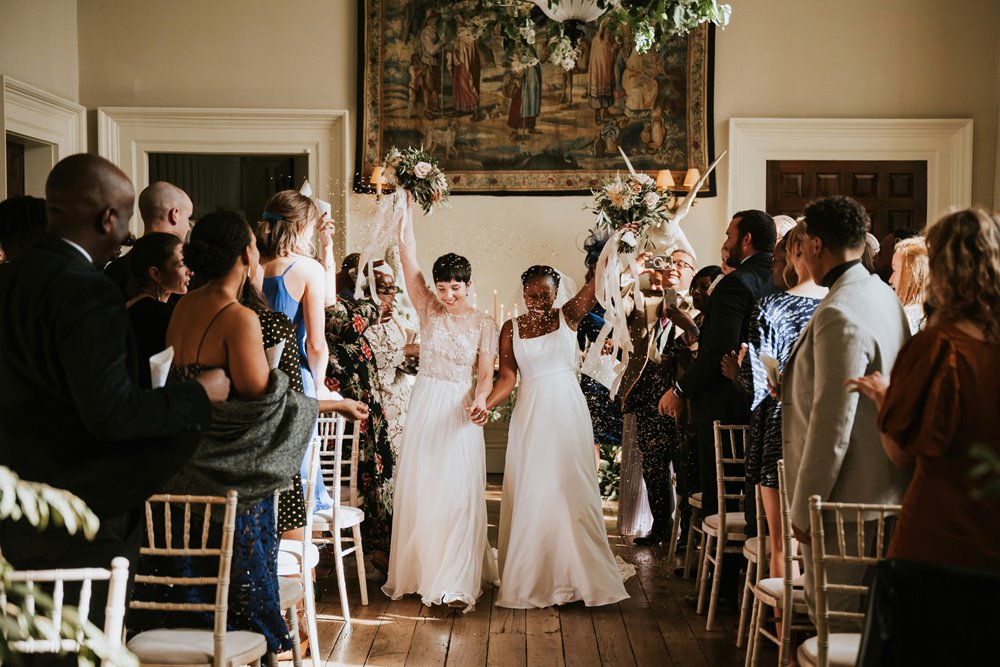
[
  {"xmin": 807, "ymin": 495, "xmax": 900, "ymax": 667},
  {"xmin": 1, "ymin": 557, "xmax": 129, "ymax": 660},
  {"xmin": 319, "ymin": 415, "xmax": 360, "ymax": 507},
  {"xmin": 713, "ymin": 421, "xmax": 748, "ymax": 523},
  {"xmin": 131, "ymin": 490, "xmax": 239, "ymax": 666}
]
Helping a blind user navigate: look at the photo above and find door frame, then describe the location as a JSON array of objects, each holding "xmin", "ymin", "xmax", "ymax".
[
  {"xmin": 728, "ymin": 118, "xmax": 973, "ymax": 225},
  {"xmin": 1, "ymin": 76, "xmax": 87, "ymax": 198},
  {"xmin": 97, "ymin": 107, "xmax": 350, "ymax": 254}
]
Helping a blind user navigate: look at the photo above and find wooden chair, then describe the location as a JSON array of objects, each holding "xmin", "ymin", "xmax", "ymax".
[
  {"xmin": 275, "ymin": 433, "xmax": 323, "ymax": 667},
  {"xmin": 127, "ymin": 490, "xmax": 267, "ymax": 667},
  {"xmin": 745, "ymin": 460, "xmax": 813, "ymax": 667},
  {"xmin": 797, "ymin": 495, "xmax": 900, "ymax": 667},
  {"xmin": 736, "ymin": 484, "xmax": 769, "ymax": 648},
  {"xmin": 1, "ymin": 557, "xmax": 129, "ymax": 661},
  {"xmin": 320, "ymin": 416, "xmax": 362, "ymax": 509},
  {"xmin": 672, "ymin": 491, "xmax": 703, "ymax": 579},
  {"xmin": 310, "ymin": 414, "xmax": 368, "ymax": 622},
  {"xmin": 696, "ymin": 421, "xmax": 748, "ymax": 630}
]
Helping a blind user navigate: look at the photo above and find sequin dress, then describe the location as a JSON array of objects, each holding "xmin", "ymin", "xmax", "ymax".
[
  {"xmin": 382, "ymin": 303, "xmax": 500, "ymax": 612},
  {"xmin": 742, "ymin": 291, "xmax": 821, "ymax": 488}
]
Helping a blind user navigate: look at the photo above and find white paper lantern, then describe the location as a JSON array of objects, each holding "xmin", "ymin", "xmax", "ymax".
[{"xmin": 530, "ymin": 0, "xmax": 608, "ymax": 23}]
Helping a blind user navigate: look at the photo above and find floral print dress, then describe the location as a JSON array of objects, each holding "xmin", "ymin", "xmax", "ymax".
[{"xmin": 325, "ymin": 296, "xmax": 394, "ymax": 554}]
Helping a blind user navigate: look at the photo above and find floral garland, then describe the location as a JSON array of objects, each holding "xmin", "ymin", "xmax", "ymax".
[
  {"xmin": 381, "ymin": 146, "xmax": 450, "ymax": 215},
  {"xmin": 417, "ymin": 0, "xmax": 731, "ymax": 71}
]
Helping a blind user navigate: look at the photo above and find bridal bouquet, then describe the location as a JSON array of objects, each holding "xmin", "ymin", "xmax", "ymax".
[
  {"xmin": 591, "ymin": 171, "xmax": 672, "ymax": 253},
  {"xmin": 381, "ymin": 146, "xmax": 450, "ymax": 215}
]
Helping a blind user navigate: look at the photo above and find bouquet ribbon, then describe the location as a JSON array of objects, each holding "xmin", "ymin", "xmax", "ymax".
[
  {"xmin": 582, "ymin": 227, "xmax": 642, "ymax": 399},
  {"xmin": 354, "ymin": 189, "xmax": 410, "ymax": 301}
]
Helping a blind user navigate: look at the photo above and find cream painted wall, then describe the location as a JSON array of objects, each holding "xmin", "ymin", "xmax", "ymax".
[
  {"xmin": 0, "ymin": 0, "xmax": 79, "ymax": 102},
  {"xmin": 75, "ymin": 0, "xmax": 1000, "ymax": 300}
]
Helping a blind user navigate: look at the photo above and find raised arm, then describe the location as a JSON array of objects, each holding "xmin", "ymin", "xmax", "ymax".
[
  {"xmin": 398, "ymin": 199, "xmax": 435, "ymax": 314},
  {"xmin": 561, "ymin": 273, "xmax": 598, "ymax": 328}
]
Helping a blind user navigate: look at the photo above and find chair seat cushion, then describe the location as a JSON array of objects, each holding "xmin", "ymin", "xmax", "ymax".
[
  {"xmin": 313, "ymin": 505, "xmax": 364, "ymax": 530},
  {"xmin": 703, "ymin": 513, "xmax": 747, "ymax": 539},
  {"xmin": 278, "ymin": 576, "xmax": 304, "ymax": 608},
  {"xmin": 278, "ymin": 540, "xmax": 320, "ymax": 573},
  {"xmin": 797, "ymin": 633, "xmax": 861, "ymax": 667},
  {"xmin": 128, "ymin": 628, "xmax": 266, "ymax": 666},
  {"xmin": 689, "ymin": 492, "xmax": 703, "ymax": 509},
  {"xmin": 743, "ymin": 536, "xmax": 770, "ymax": 562},
  {"xmin": 755, "ymin": 577, "xmax": 808, "ymax": 611}
]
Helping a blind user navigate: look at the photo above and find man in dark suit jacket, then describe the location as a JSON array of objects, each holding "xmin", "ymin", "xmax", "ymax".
[
  {"xmin": 0, "ymin": 154, "xmax": 229, "ymax": 635},
  {"xmin": 658, "ymin": 210, "xmax": 777, "ymax": 515}
]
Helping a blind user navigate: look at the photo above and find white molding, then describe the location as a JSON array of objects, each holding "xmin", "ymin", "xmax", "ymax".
[
  {"xmin": 1, "ymin": 76, "xmax": 86, "ymax": 197},
  {"xmin": 728, "ymin": 118, "xmax": 974, "ymax": 225},
  {"xmin": 97, "ymin": 107, "xmax": 351, "ymax": 242}
]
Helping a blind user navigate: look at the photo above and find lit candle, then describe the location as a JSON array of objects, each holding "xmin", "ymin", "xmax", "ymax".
[{"xmin": 493, "ymin": 290, "xmax": 498, "ymax": 323}]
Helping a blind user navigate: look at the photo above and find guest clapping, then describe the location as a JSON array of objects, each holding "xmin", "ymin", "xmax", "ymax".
[{"xmin": 848, "ymin": 208, "xmax": 1000, "ymax": 569}]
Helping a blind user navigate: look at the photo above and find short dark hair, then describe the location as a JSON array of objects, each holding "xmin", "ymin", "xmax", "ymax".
[
  {"xmin": 432, "ymin": 253, "xmax": 472, "ymax": 284},
  {"xmin": 803, "ymin": 196, "xmax": 869, "ymax": 251},
  {"xmin": 732, "ymin": 209, "xmax": 777, "ymax": 252},
  {"xmin": 521, "ymin": 265, "xmax": 561, "ymax": 288},
  {"xmin": 693, "ymin": 265, "xmax": 722, "ymax": 283},
  {"xmin": 0, "ymin": 195, "xmax": 47, "ymax": 261},
  {"xmin": 184, "ymin": 211, "xmax": 251, "ymax": 280},
  {"xmin": 128, "ymin": 232, "xmax": 182, "ymax": 288}
]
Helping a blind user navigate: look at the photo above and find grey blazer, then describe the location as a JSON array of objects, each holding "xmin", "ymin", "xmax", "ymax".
[{"xmin": 781, "ymin": 263, "xmax": 912, "ymax": 529}]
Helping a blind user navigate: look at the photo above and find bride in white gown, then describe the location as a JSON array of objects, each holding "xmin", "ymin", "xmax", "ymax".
[
  {"xmin": 472, "ymin": 265, "xmax": 629, "ymax": 608},
  {"xmin": 382, "ymin": 206, "xmax": 499, "ymax": 612}
]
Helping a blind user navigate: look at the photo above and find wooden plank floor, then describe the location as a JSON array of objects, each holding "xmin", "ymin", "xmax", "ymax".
[{"xmin": 301, "ymin": 476, "xmax": 777, "ymax": 667}]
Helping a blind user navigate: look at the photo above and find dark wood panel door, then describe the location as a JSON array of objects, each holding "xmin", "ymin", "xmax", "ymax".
[
  {"xmin": 766, "ymin": 159, "xmax": 927, "ymax": 237},
  {"xmin": 6, "ymin": 140, "xmax": 25, "ymax": 198}
]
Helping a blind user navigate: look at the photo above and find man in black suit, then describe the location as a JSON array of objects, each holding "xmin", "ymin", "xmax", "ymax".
[
  {"xmin": 659, "ymin": 209, "xmax": 776, "ymax": 513},
  {"xmin": 0, "ymin": 154, "xmax": 228, "ymax": 635},
  {"xmin": 657, "ymin": 209, "xmax": 775, "ymax": 605}
]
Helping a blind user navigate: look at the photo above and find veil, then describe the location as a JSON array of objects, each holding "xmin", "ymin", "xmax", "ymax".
[{"xmin": 508, "ymin": 268, "xmax": 578, "ymax": 322}]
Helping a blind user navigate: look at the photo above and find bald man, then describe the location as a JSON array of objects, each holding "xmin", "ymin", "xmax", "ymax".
[
  {"xmin": 0, "ymin": 154, "xmax": 227, "ymax": 636},
  {"xmin": 105, "ymin": 180, "xmax": 194, "ymax": 297}
]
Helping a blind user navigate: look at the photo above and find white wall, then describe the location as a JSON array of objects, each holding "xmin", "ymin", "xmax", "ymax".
[
  {"xmin": 75, "ymin": 0, "xmax": 1000, "ymax": 299},
  {"xmin": 0, "ymin": 0, "xmax": 79, "ymax": 102}
]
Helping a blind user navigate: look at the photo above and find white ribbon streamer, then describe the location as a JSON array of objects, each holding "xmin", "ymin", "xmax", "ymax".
[
  {"xmin": 582, "ymin": 227, "xmax": 642, "ymax": 398},
  {"xmin": 354, "ymin": 189, "xmax": 409, "ymax": 301}
]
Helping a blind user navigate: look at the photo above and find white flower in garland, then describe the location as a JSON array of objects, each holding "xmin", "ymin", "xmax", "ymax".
[
  {"xmin": 518, "ymin": 21, "xmax": 536, "ymax": 45},
  {"xmin": 547, "ymin": 34, "xmax": 580, "ymax": 71}
]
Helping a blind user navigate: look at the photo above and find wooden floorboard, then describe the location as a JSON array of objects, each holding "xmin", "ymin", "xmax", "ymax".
[{"xmin": 292, "ymin": 476, "xmax": 751, "ymax": 666}]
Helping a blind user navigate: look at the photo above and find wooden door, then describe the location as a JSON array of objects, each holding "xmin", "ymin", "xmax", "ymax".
[
  {"xmin": 766, "ymin": 160, "xmax": 927, "ymax": 237},
  {"xmin": 6, "ymin": 140, "xmax": 25, "ymax": 198}
]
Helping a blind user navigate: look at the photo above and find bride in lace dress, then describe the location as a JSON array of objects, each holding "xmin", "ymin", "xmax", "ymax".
[{"xmin": 381, "ymin": 207, "xmax": 499, "ymax": 612}]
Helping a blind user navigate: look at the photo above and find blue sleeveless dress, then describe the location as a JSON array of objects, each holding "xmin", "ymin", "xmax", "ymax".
[{"xmin": 262, "ymin": 260, "xmax": 331, "ymax": 509}]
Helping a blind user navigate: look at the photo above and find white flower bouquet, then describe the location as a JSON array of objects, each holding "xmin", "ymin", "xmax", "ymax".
[
  {"xmin": 591, "ymin": 167, "xmax": 672, "ymax": 253},
  {"xmin": 381, "ymin": 146, "xmax": 450, "ymax": 215}
]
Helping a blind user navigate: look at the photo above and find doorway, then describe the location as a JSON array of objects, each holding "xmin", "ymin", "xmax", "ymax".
[{"xmin": 148, "ymin": 153, "xmax": 308, "ymax": 223}]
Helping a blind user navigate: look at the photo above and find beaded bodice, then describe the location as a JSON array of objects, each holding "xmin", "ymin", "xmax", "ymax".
[{"xmin": 417, "ymin": 304, "xmax": 497, "ymax": 386}]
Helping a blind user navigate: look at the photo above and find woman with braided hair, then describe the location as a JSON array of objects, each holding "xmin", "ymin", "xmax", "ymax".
[{"xmin": 473, "ymin": 264, "xmax": 629, "ymax": 609}]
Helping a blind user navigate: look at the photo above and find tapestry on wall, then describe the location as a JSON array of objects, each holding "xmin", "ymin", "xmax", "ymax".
[{"xmin": 355, "ymin": 0, "xmax": 717, "ymax": 195}]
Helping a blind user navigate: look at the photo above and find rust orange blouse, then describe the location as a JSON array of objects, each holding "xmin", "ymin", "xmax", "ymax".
[{"xmin": 878, "ymin": 324, "xmax": 1000, "ymax": 570}]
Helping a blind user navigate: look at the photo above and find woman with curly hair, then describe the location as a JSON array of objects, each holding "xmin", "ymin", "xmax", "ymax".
[
  {"xmin": 888, "ymin": 235, "xmax": 929, "ymax": 334},
  {"xmin": 848, "ymin": 207, "xmax": 1000, "ymax": 569}
]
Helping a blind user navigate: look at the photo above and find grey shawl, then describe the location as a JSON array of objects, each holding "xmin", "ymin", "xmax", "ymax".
[{"xmin": 162, "ymin": 369, "xmax": 317, "ymax": 512}]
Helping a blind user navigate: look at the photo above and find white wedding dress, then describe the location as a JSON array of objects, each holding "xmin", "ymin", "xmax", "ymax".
[
  {"xmin": 382, "ymin": 300, "xmax": 499, "ymax": 612},
  {"xmin": 496, "ymin": 311, "xmax": 629, "ymax": 608}
]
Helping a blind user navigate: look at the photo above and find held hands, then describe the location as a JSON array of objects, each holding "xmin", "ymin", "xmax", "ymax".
[
  {"xmin": 195, "ymin": 368, "xmax": 231, "ymax": 404},
  {"xmin": 845, "ymin": 371, "xmax": 888, "ymax": 410},
  {"xmin": 404, "ymin": 343, "xmax": 420, "ymax": 359},
  {"xmin": 467, "ymin": 396, "xmax": 489, "ymax": 426}
]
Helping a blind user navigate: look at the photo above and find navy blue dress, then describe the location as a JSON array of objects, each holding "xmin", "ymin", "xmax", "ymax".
[{"xmin": 741, "ymin": 291, "xmax": 821, "ymax": 488}]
